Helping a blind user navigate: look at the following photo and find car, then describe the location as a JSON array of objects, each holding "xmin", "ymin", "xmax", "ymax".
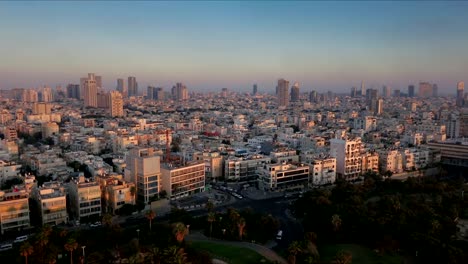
[
  {"xmin": 14, "ymin": 235, "xmax": 28, "ymax": 243},
  {"xmin": 90, "ymin": 221, "xmax": 102, "ymax": 228},
  {"xmin": 0, "ymin": 244, "xmax": 13, "ymax": 252}
]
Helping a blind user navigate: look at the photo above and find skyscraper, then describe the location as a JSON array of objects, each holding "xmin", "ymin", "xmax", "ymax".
[
  {"xmin": 253, "ymin": 84, "xmax": 258, "ymax": 95},
  {"xmin": 172, "ymin": 82, "xmax": 188, "ymax": 101},
  {"xmin": 147, "ymin": 86, "xmax": 155, "ymax": 100},
  {"xmin": 128, "ymin": 76, "xmax": 138, "ymax": 97},
  {"xmin": 408, "ymin": 85, "xmax": 415, "ymax": 98},
  {"xmin": 84, "ymin": 73, "xmax": 98, "ymax": 107},
  {"xmin": 418, "ymin": 82, "xmax": 433, "ymax": 98},
  {"xmin": 360, "ymin": 80, "xmax": 365, "ymax": 97},
  {"xmin": 309, "ymin": 90, "xmax": 317, "ymax": 103},
  {"xmin": 350, "ymin": 87, "xmax": 357, "ymax": 97},
  {"xmin": 109, "ymin": 91, "xmax": 124, "ymax": 117},
  {"xmin": 117, "ymin": 78, "xmax": 127, "ymax": 98},
  {"xmin": 290, "ymin": 82, "xmax": 300, "ymax": 102},
  {"xmin": 457, "ymin": 81, "xmax": 465, "ymax": 107},
  {"xmin": 66, "ymin": 84, "xmax": 80, "ymax": 99},
  {"xmin": 80, "ymin": 77, "xmax": 87, "ymax": 100},
  {"xmin": 95, "ymin": 76, "xmax": 102, "ymax": 89},
  {"xmin": 432, "ymin": 84, "xmax": 438, "ymax": 97},
  {"xmin": 382, "ymin": 85, "xmax": 391, "ymax": 98},
  {"xmin": 277, "ymin": 78, "xmax": 289, "ymax": 107}
]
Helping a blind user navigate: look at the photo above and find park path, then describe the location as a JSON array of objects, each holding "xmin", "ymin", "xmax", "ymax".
[{"xmin": 186, "ymin": 232, "xmax": 288, "ymax": 264}]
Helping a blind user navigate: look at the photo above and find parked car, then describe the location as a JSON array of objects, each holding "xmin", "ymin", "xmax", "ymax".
[{"xmin": 14, "ymin": 235, "xmax": 28, "ymax": 243}]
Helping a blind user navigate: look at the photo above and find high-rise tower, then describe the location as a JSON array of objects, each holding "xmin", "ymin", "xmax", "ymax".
[
  {"xmin": 117, "ymin": 78, "xmax": 127, "ymax": 98},
  {"xmin": 290, "ymin": 82, "xmax": 300, "ymax": 102},
  {"xmin": 457, "ymin": 81, "xmax": 465, "ymax": 107},
  {"xmin": 128, "ymin": 76, "xmax": 138, "ymax": 97},
  {"xmin": 84, "ymin": 73, "xmax": 98, "ymax": 107},
  {"xmin": 277, "ymin": 78, "xmax": 289, "ymax": 107}
]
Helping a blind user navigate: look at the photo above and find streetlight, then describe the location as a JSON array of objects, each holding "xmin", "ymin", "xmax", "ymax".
[
  {"xmin": 186, "ymin": 225, "xmax": 190, "ymax": 235},
  {"xmin": 136, "ymin": 229, "xmax": 140, "ymax": 242},
  {"xmin": 81, "ymin": 246, "xmax": 86, "ymax": 258}
]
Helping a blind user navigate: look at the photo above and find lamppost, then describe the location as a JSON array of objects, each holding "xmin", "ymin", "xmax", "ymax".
[
  {"xmin": 186, "ymin": 225, "xmax": 190, "ymax": 235},
  {"xmin": 81, "ymin": 245, "xmax": 86, "ymax": 259},
  {"xmin": 136, "ymin": 229, "xmax": 140, "ymax": 242}
]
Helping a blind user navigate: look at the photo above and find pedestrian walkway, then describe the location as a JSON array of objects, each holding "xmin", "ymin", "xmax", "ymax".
[{"xmin": 187, "ymin": 232, "xmax": 288, "ymax": 264}]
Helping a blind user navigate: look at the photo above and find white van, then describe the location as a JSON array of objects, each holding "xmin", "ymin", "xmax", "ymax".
[
  {"xmin": 14, "ymin": 235, "xmax": 28, "ymax": 243},
  {"xmin": 276, "ymin": 230, "xmax": 283, "ymax": 240},
  {"xmin": 0, "ymin": 244, "xmax": 13, "ymax": 251}
]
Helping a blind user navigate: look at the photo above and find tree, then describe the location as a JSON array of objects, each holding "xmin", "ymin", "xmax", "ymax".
[
  {"xmin": 146, "ymin": 210, "xmax": 156, "ymax": 232},
  {"xmin": 163, "ymin": 246, "xmax": 188, "ymax": 264},
  {"xmin": 64, "ymin": 238, "xmax": 78, "ymax": 264},
  {"xmin": 287, "ymin": 241, "xmax": 302, "ymax": 264},
  {"xmin": 20, "ymin": 242, "xmax": 33, "ymax": 264},
  {"xmin": 237, "ymin": 217, "xmax": 246, "ymax": 240},
  {"xmin": 205, "ymin": 201, "xmax": 214, "ymax": 212},
  {"xmin": 130, "ymin": 186, "xmax": 136, "ymax": 204},
  {"xmin": 207, "ymin": 212, "xmax": 216, "ymax": 238},
  {"xmin": 172, "ymin": 222, "xmax": 188, "ymax": 243},
  {"xmin": 102, "ymin": 213, "xmax": 113, "ymax": 227},
  {"xmin": 332, "ymin": 250, "xmax": 352, "ymax": 264},
  {"xmin": 331, "ymin": 214, "xmax": 342, "ymax": 232}
]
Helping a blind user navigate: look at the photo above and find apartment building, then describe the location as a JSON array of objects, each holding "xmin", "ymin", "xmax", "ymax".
[
  {"xmin": 105, "ymin": 180, "xmax": 135, "ymax": 214},
  {"xmin": 161, "ymin": 161, "xmax": 205, "ymax": 198},
  {"xmin": 259, "ymin": 162, "xmax": 309, "ymax": 191},
  {"xmin": 124, "ymin": 147, "xmax": 161, "ymax": 204},
  {"xmin": 68, "ymin": 176, "xmax": 101, "ymax": 222},
  {"xmin": 361, "ymin": 152, "xmax": 379, "ymax": 174},
  {"xmin": 330, "ymin": 137, "xmax": 363, "ymax": 181},
  {"xmin": 378, "ymin": 149, "xmax": 403, "ymax": 174},
  {"xmin": 0, "ymin": 188, "xmax": 30, "ymax": 234},
  {"xmin": 193, "ymin": 151, "xmax": 223, "ymax": 179},
  {"xmin": 309, "ymin": 157, "xmax": 336, "ymax": 186},
  {"xmin": 31, "ymin": 182, "xmax": 68, "ymax": 226},
  {"xmin": 224, "ymin": 155, "xmax": 271, "ymax": 182}
]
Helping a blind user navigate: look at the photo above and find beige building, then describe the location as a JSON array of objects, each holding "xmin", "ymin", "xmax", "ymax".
[
  {"xmin": 84, "ymin": 73, "xmax": 98, "ymax": 108},
  {"xmin": 125, "ymin": 147, "xmax": 161, "ymax": 204},
  {"xmin": 33, "ymin": 102, "xmax": 52, "ymax": 115},
  {"xmin": 104, "ymin": 179, "xmax": 135, "ymax": 214},
  {"xmin": 277, "ymin": 78, "xmax": 290, "ymax": 107},
  {"xmin": 68, "ymin": 176, "xmax": 101, "ymax": 222},
  {"xmin": 378, "ymin": 149, "xmax": 403, "ymax": 174},
  {"xmin": 32, "ymin": 182, "xmax": 68, "ymax": 226},
  {"xmin": 109, "ymin": 91, "xmax": 124, "ymax": 117},
  {"xmin": 0, "ymin": 188, "xmax": 30, "ymax": 234},
  {"xmin": 193, "ymin": 151, "xmax": 223, "ymax": 179},
  {"xmin": 41, "ymin": 122, "xmax": 59, "ymax": 138},
  {"xmin": 361, "ymin": 152, "xmax": 379, "ymax": 174},
  {"xmin": 161, "ymin": 161, "xmax": 205, "ymax": 198},
  {"xmin": 259, "ymin": 162, "xmax": 309, "ymax": 191}
]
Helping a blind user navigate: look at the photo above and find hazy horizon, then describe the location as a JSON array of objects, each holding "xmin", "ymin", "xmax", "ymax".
[{"xmin": 1, "ymin": 1, "xmax": 468, "ymax": 93}]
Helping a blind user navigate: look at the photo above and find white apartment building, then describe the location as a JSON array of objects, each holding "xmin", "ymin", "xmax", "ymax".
[
  {"xmin": 224, "ymin": 155, "xmax": 271, "ymax": 182},
  {"xmin": 68, "ymin": 176, "xmax": 101, "ymax": 222},
  {"xmin": 330, "ymin": 137, "xmax": 363, "ymax": 181},
  {"xmin": 125, "ymin": 147, "xmax": 161, "ymax": 204},
  {"xmin": 0, "ymin": 188, "xmax": 30, "ymax": 234},
  {"xmin": 309, "ymin": 157, "xmax": 336, "ymax": 186},
  {"xmin": 161, "ymin": 161, "xmax": 205, "ymax": 198},
  {"xmin": 259, "ymin": 162, "xmax": 309, "ymax": 191},
  {"xmin": 32, "ymin": 182, "xmax": 68, "ymax": 226},
  {"xmin": 378, "ymin": 149, "xmax": 403, "ymax": 174},
  {"xmin": 0, "ymin": 160, "xmax": 21, "ymax": 181},
  {"xmin": 270, "ymin": 149, "xmax": 299, "ymax": 163}
]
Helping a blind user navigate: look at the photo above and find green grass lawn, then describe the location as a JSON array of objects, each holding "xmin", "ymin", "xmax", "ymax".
[
  {"xmin": 190, "ymin": 241, "xmax": 271, "ymax": 264},
  {"xmin": 319, "ymin": 244, "xmax": 403, "ymax": 264}
]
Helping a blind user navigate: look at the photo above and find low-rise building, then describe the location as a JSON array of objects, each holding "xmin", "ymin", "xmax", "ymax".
[
  {"xmin": 161, "ymin": 161, "xmax": 205, "ymax": 198},
  {"xmin": 0, "ymin": 187, "xmax": 30, "ymax": 234},
  {"xmin": 31, "ymin": 182, "xmax": 68, "ymax": 226},
  {"xmin": 259, "ymin": 162, "xmax": 309, "ymax": 191},
  {"xmin": 68, "ymin": 176, "xmax": 101, "ymax": 222}
]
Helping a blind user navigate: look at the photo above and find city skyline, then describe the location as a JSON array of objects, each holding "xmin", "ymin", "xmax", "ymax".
[{"xmin": 1, "ymin": 1, "xmax": 468, "ymax": 92}]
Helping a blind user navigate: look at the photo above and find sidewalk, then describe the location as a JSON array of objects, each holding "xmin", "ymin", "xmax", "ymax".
[
  {"xmin": 242, "ymin": 188, "xmax": 284, "ymax": 200},
  {"xmin": 187, "ymin": 232, "xmax": 288, "ymax": 264}
]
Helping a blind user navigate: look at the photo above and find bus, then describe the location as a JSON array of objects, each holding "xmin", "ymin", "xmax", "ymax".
[{"xmin": 276, "ymin": 230, "xmax": 283, "ymax": 240}]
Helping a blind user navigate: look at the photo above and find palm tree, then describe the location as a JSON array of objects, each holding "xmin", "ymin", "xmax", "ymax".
[
  {"xmin": 64, "ymin": 238, "xmax": 78, "ymax": 264},
  {"xmin": 172, "ymin": 222, "xmax": 188, "ymax": 243},
  {"xmin": 237, "ymin": 217, "xmax": 246, "ymax": 240},
  {"xmin": 146, "ymin": 246, "xmax": 161, "ymax": 264},
  {"xmin": 332, "ymin": 250, "xmax": 352, "ymax": 264},
  {"xmin": 207, "ymin": 212, "xmax": 216, "ymax": 237},
  {"xmin": 146, "ymin": 210, "xmax": 156, "ymax": 232},
  {"xmin": 287, "ymin": 241, "xmax": 302, "ymax": 264},
  {"xmin": 331, "ymin": 214, "xmax": 342, "ymax": 232},
  {"xmin": 163, "ymin": 246, "xmax": 188, "ymax": 264},
  {"xmin": 19, "ymin": 242, "xmax": 33, "ymax": 264},
  {"xmin": 205, "ymin": 201, "xmax": 214, "ymax": 212},
  {"xmin": 102, "ymin": 213, "xmax": 113, "ymax": 227}
]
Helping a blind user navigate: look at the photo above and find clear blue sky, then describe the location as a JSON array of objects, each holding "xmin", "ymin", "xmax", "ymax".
[{"xmin": 1, "ymin": 1, "xmax": 468, "ymax": 93}]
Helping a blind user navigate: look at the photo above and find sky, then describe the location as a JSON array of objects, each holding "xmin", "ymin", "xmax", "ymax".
[{"xmin": 1, "ymin": 1, "xmax": 468, "ymax": 93}]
